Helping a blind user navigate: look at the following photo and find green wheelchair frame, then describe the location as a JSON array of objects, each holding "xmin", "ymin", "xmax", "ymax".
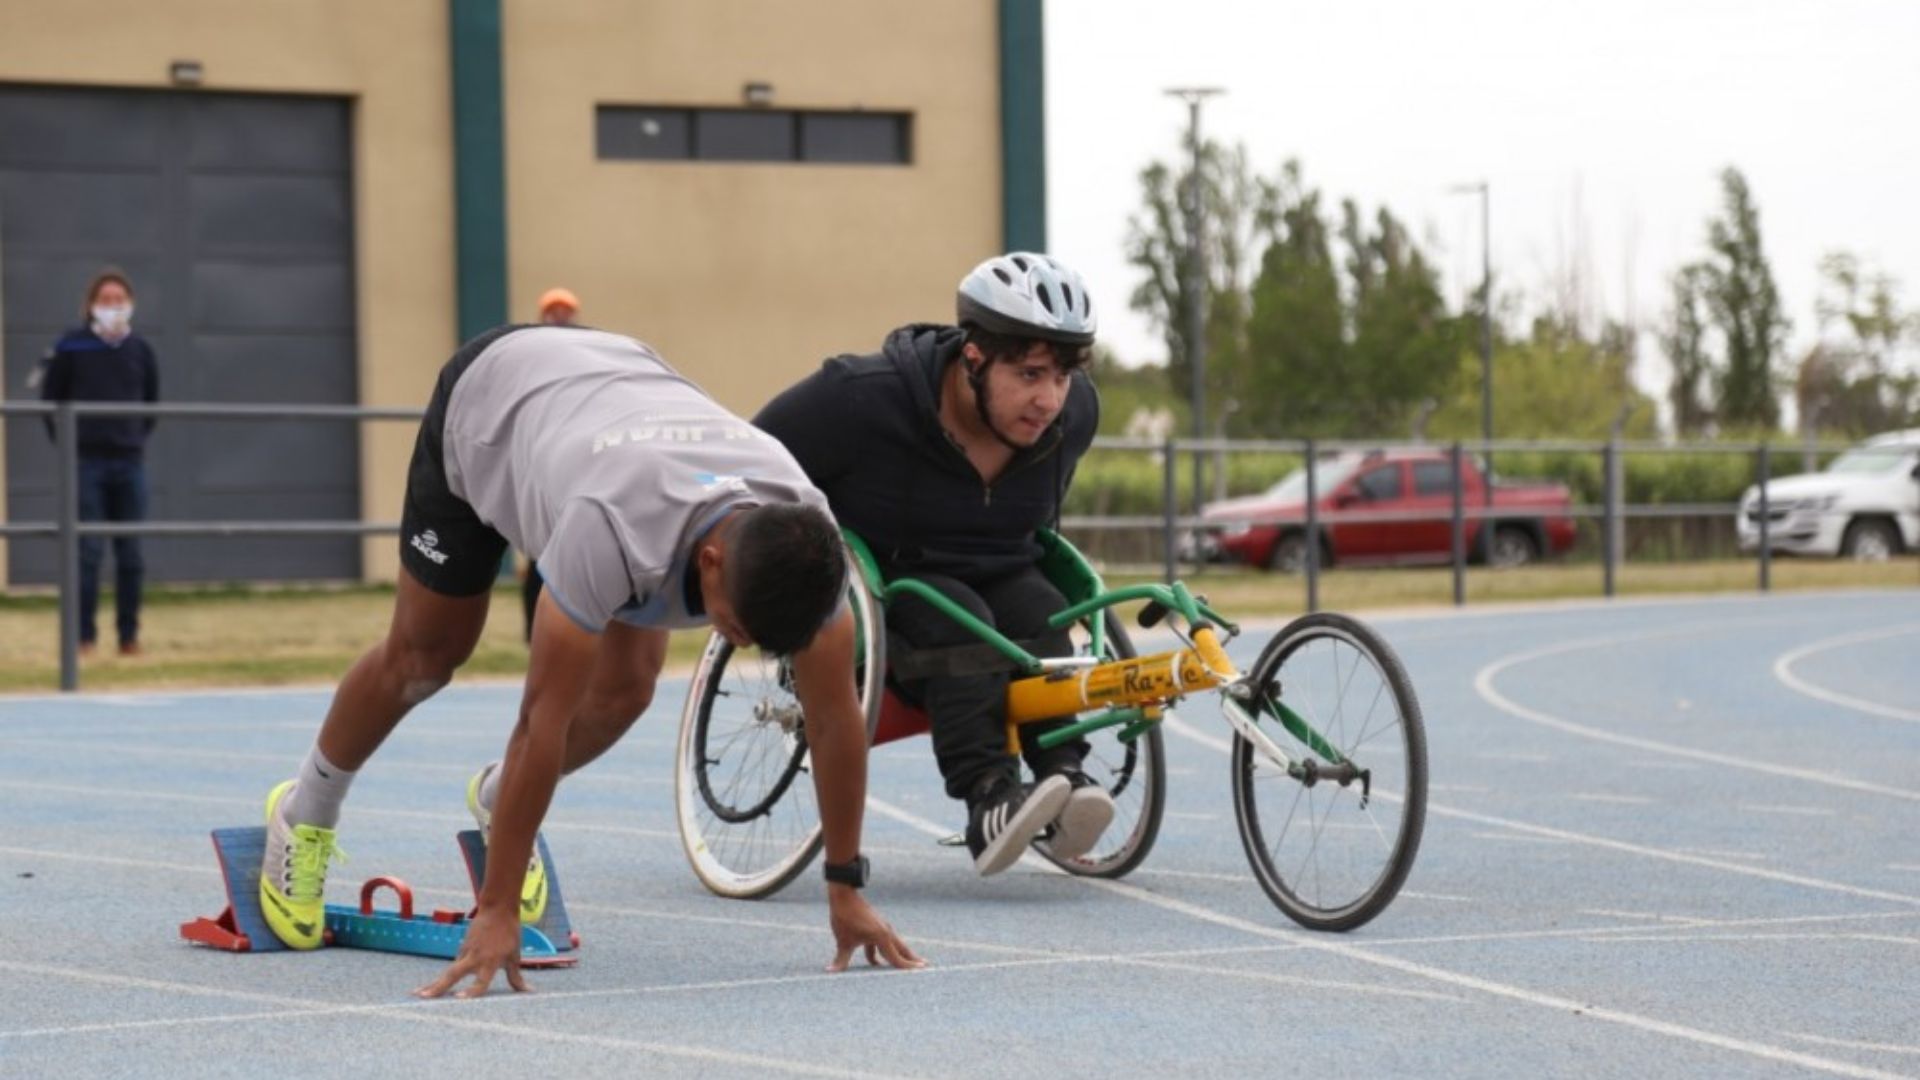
[{"xmin": 674, "ymin": 528, "xmax": 1428, "ymax": 932}]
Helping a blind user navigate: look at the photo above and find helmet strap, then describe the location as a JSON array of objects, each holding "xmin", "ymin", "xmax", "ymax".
[{"xmin": 964, "ymin": 355, "xmax": 1028, "ymax": 453}]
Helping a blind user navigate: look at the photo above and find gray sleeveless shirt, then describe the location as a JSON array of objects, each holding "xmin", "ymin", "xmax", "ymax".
[{"xmin": 443, "ymin": 327, "xmax": 830, "ymax": 631}]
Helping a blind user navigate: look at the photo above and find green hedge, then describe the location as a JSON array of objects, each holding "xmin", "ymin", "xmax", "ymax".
[{"xmin": 1065, "ymin": 444, "xmax": 1833, "ymax": 516}]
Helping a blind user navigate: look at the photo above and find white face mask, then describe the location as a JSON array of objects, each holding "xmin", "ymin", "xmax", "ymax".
[{"xmin": 91, "ymin": 303, "xmax": 133, "ymax": 337}]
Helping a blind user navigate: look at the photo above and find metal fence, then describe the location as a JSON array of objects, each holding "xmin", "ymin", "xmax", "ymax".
[
  {"xmin": 2, "ymin": 405, "xmax": 1915, "ymax": 692},
  {"xmin": 1060, "ymin": 434, "xmax": 1919, "ymax": 611},
  {"xmin": 1, "ymin": 400, "xmax": 422, "ymax": 691}
]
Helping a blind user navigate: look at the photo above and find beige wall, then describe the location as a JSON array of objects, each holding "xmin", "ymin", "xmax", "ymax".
[
  {"xmin": 0, "ymin": 0, "xmax": 458, "ymax": 581},
  {"xmin": 503, "ymin": 0, "xmax": 1004, "ymax": 415},
  {"xmin": 0, "ymin": 0, "xmax": 1006, "ymax": 583}
]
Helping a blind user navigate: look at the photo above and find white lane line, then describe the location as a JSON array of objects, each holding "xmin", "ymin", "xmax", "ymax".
[
  {"xmin": 1772, "ymin": 624, "xmax": 1920, "ymax": 725},
  {"xmin": 0, "ymin": 735, "xmax": 669, "ymax": 787},
  {"xmin": 1468, "ymin": 831, "xmax": 1569, "ymax": 844},
  {"xmin": 1891, "ymin": 864, "xmax": 1920, "ymax": 873},
  {"xmin": 1786, "ymin": 1034, "xmax": 1920, "ymax": 1057},
  {"xmin": 1112, "ymin": 956, "xmax": 1465, "ymax": 1003},
  {"xmin": 1163, "ymin": 811, "xmax": 1217, "ymax": 821},
  {"xmin": 1400, "ymin": 891, "xmax": 1474, "ymax": 902},
  {"xmin": 1164, "ymin": 710, "xmax": 1920, "ymax": 908},
  {"xmin": 1673, "ymin": 848, "xmax": 1772, "ymax": 862},
  {"xmin": 0, "ymin": 779, "xmax": 681, "ymax": 840},
  {"xmin": 863, "ymin": 791, "xmax": 1908, "ymax": 1080},
  {"xmin": 0, "ymin": 960, "xmax": 917, "ymax": 1079},
  {"xmin": 1429, "ymin": 784, "xmax": 1492, "ymax": 793},
  {"xmin": 1472, "ymin": 625, "xmax": 1920, "ymax": 803},
  {"xmin": 1580, "ymin": 932, "xmax": 1920, "ymax": 947},
  {"xmin": 1471, "ymin": 751, "xmax": 1553, "ymax": 763},
  {"xmin": 1360, "ymin": 910, "xmax": 1920, "ymax": 950},
  {"xmin": 1569, "ymin": 793, "xmax": 1658, "ymax": 805},
  {"xmin": 1577, "ymin": 909, "xmax": 1712, "ymax": 925},
  {"xmin": 1739, "ymin": 804, "xmax": 1837, "ymax": 817}
]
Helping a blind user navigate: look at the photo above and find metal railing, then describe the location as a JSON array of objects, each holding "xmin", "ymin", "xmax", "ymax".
[
  {"xmin": 1062, "ymin": 434, "xmax": 1917, "ymax": 609},
  {"xmin": 2, "ymin": 404, "xmax": 1913, "ymax": 692},
  {"xmin": 1, "ymin": 400, "xmax": 423, "ymax": 691}
]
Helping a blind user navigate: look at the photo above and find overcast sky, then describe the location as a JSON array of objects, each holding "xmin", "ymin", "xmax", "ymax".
[{"xmin": 1045, "ymin": 0, "xmax": 1920, "ymax": 420}]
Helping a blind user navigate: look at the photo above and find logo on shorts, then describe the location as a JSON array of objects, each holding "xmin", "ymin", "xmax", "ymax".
[{"xmin": 410, "ymin": 529, "xmax": 450, "ymax": 565}]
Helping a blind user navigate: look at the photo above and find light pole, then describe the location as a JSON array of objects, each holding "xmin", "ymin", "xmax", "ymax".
[
  {"xmin": 1167, "ymin": 86, "xmax": 1222, "ymax": 515},
  {"xmin": 1451, "ymin": 180, "xmax": 1493, "ymax": 561}
]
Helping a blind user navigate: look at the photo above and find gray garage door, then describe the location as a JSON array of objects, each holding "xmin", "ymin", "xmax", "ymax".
[{"xmin": 1, "ymin": 85, "xmax": 360, "ymax": 584}]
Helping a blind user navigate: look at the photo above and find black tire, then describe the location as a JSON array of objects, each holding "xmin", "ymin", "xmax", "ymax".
[
  {"xmin": 674, "ymin": 564, "xmax": 884, "ymax": 899},
  {"xmin": 1231, "ymin": 612, "xmax": 1427, "ymax": 931},
  {"xmin": 1265, "ymin": 530, "xmax": 1324, "ymax": 574},
  {"xmin": 1033, "ymin": 612, "xmax": 1166, "ymax": 878},
  {"xmin": 1487, "ymin": 524, "xmax": 1540, "ymax": 568},
  {"xmin": 1840, "ymin": 518, "xmax": 1899, "ymax": 561}
]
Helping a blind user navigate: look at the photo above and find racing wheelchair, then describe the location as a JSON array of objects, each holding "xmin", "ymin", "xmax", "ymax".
[{"xmin": 675, "ymin": 528, "xmax": 1427, "ymax": 931}]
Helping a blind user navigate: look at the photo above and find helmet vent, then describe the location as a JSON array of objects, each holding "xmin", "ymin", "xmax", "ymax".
[
  {"xmin": 1035, "ymin": 284, "xmax": 1055, "ymax": 313},
  {"xmin": 1061, "ymin": 283, "xmax": 1075, "ymax": 311},
  {"xmin": 993, "ymin": 266, "xmax": 1014, "ymax": 285},
  {"xmin": 1011, "ymin": 254, "xmax": 1031, "ymax": 271}
]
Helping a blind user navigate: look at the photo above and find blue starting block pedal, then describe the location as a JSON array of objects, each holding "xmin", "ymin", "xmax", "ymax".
[{"xmin": 180, "ymin": 826, "xmax": 578, "ymax": 968}]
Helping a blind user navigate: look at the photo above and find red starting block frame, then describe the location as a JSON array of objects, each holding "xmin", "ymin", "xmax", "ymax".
[{"xmin": 180, "ymin": 827, "xmax": 579, "ymax": 968}]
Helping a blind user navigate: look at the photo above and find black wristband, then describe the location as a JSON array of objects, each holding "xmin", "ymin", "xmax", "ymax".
[{"xmin": 822, "ymin": 854, "xmax": 869, "ymax": 889}]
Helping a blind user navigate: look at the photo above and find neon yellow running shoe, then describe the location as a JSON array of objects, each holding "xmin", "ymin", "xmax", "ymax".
[
  {"xmin": 467, "ymin": 766, "xmax": 547, "ymax": 924},
  {"xmin": 259, "ymin": 780, "xmax": 346, "ymax": 950}
]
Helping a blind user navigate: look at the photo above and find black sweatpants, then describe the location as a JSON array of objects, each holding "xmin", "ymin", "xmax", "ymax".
[{"xmin": 883, "ymin": 563, "xmax": 1089, "ymax": 801}]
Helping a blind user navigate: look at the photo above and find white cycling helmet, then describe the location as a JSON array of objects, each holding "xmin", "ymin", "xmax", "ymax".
[{"xmin": 956, "ymin": 252, "xmax": 1097, "ymax": 346}]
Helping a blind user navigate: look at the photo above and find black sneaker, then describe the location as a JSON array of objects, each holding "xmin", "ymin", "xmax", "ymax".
[
  {"xmin": 966, "ymin": 773, "xmax": 1072, "ymax": 876},
  {"xmin": 1045, "ymin": 770, "xmax": 1116, "ymax": 862}
]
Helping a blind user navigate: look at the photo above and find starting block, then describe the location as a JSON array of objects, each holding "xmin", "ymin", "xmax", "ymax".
[{"xmin": 179, "ymin": 827, "xmax": 579, "ymax": 968}]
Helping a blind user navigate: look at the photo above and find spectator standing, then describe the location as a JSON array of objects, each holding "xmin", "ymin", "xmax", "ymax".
[{"xmin": 40, "ymin": 268, "xmax": 159, "ymax": 657}]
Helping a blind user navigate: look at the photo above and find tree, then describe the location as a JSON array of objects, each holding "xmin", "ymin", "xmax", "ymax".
[
  {"xmin": 1661, "ymin": 263, "xmax": 1714, "ymax": 436},
  {"xmin": 1124, "ymin": 139, "xmax": 1274, "ymax": 432},
  {"xmin": 1237, "ymin": 165, "xmax": 1463, "ymax": 438},
  {"xmin": 1795, "ymin": 252, "xmax": 1920, "ymax": 437},
  {"xmin": 1699, "ymin": 168, "xmax": 1788, "ymax": 430},
  {"xmin": 1239, "ymin": 162, "xmax": 1343, "ymax": 436},
  {"xmin": 1432, "ymin": 317, "xmax": 1658, "ymax": 441}
]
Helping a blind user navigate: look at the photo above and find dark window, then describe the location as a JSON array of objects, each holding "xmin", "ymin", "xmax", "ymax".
[
  {"xmin": 696, "ymin": 110, "xmax": 794, "ymax": 161},
  {"xmin": 1357, "ymin": 465, "xmax": 1404, "ymax": 501},
  {"xmin": 597, "ymin": 106, "xmax": 912, "ymax": 165},
  {"xmin": 800, "ymin": 112, "xmax": 909, "ymax": 163},
  {"xmin": 1413, "ymin": 461, "xmax": 1457, "ymax": 496},
  {"xmin": 596, "ymin": 107, "xmax": 691, "ymax": 160}
]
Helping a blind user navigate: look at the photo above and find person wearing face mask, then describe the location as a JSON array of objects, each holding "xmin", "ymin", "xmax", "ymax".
[
  {"xmin": 754, "ymin": 253, "xmax": 1115, "ymax": 877},
  {"xmin": 39, "ymin": 268, "xmax": 160, "ymax": 657}
]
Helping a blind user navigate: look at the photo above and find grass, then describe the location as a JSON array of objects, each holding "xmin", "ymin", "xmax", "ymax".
[{"xmin": 1, "ymin": 558, "xmax": 1913, "ymax": 693}]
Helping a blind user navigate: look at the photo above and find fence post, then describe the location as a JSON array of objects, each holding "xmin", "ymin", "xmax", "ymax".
[
  {"xmin": 55, "ymin": 403, "xmax": 80, "ymax": 692},
  {"xmin": 1302, "ymin": 437, "xmax": 1320, "ymax": 614},
  {"xmin": 1757, "ymin": 442, "xmax": 1771, "ymax": 594},
  {"xmin": 1161, "ymin": 435, "xmax": 1177, "ymax": 584},
  {"xmin": 1448, "ymin": 441, "xmax": 1466, "ymax": 605},
  {"xmin": 1602, "ymin": 439, "xmax": 1619, "ymax": 598}
]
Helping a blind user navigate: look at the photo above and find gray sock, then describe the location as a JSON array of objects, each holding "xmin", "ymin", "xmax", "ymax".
[
  {"xmin": 477, "ymin": 760, "xmax": 503, "ymax": 813},
  {"xmin": 283, "ymin": 744, "xmax": 356, "ymax": 829}
]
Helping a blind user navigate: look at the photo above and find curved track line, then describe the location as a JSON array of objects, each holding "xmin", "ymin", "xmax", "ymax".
[
  {"xmin": 1772, "ymin": 623, "xmax": 1920, "ymax": 724},
  {"xmin": 1471, "ymin": 626, "xmax": 1920, "ymax": 802},
  {"xmin": 863, "ymin": 794, "xmax": 1907, "ymax": 1080},
  {"xmin": 1160, "ymin": 715, "xmax": 1920, "ymax": 909}
]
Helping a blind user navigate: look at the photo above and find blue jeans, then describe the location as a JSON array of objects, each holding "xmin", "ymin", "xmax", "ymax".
[{"xmin": 77, "ymin": 455, "xmax": 148, "ymax": 646}]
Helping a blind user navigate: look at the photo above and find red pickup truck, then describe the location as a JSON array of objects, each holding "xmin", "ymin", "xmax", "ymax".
[{"xmin": 1194, "ymin": 449, "xmax": 1579, "ymax": 571}]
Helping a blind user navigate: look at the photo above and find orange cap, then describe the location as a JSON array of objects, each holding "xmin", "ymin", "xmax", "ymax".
[{"xmin": 538, "ymin": 287, "xmax": 579, "ymax": 315}]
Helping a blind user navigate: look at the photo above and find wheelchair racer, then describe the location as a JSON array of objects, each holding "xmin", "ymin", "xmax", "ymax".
[{"xmin": 755, "ymin": 254, "xmax": 1115, "ymax": 876}]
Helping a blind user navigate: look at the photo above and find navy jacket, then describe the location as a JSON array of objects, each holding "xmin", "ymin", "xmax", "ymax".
[
  {"xmin": 40, "ymin": 326, "xmax": 159, "ymax": 457},
  {"xmin": 754, "ymin": 324, "xmax": 1098, "ymax": 583}
]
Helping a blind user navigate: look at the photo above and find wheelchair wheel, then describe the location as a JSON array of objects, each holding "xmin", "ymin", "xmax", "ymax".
[
  {"xmin": 1034, "ymin": 612, "xmax": 1166, "ymax": 879},
  {"xmin": 1231, "ymin": 612, "xmax": 1426, "ymax": 931},
  {"xmin": 674, "ymin": 570, "xmax": 884, "ymax": 899}
]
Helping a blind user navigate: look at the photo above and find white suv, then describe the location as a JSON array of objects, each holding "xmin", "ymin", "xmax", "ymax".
[{"xmin": 1737, "ymin": 429, "xmax": 1920, "ymax": 559}]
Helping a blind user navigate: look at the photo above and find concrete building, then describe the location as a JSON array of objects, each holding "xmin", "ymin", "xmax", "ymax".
[{"xmin": 0, "ymin": 0, "xmax": 1047, "ymax": 583}]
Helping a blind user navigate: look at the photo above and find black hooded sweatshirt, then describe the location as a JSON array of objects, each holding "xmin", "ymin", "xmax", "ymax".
[{"xmin": 754, "ymin": 323, "xmax": 1098, "ymax": 584}]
